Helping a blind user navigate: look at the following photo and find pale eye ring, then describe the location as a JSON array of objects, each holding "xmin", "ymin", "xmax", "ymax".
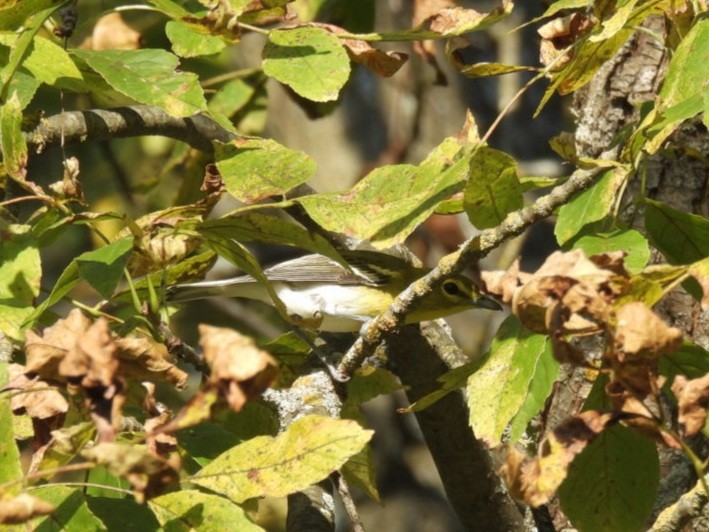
[{"xmin": 442, "ymin": 281, "xmax": 461, "ymax": 296}]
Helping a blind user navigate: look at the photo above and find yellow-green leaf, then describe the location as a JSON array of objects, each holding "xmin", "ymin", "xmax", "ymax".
[
  {"xmin": 554, "ymin": 167, "xmax": 627, "ymax": 245},
  {"xmin": 468, "ymin": 316, "xmax": 551, "ymax": 446},
  {"xmin": 214, "ymin": 138, "xmax": 316, "ymax": 204},
  {"xmin": 190, "ymin": 415, "xmax": 372, "ymax": 502},
  {"xmin": 263, "ymin": 27, "xmax": 350, "ymax": 102},
  {"xmin": 149, "ymin": 490, "xmax": 263, "ymax": 531},
  {"xmin": 72, "ymin": 49, "xmax": 207, "ymax": 118}
]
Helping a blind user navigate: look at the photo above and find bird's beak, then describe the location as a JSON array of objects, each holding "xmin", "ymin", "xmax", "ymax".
[{"xmin": 475, "ymin": 294, "xmax": 503, "ymax": 311}]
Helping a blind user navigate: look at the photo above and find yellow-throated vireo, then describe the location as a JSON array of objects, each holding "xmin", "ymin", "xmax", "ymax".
[{"xmin": 168, "ymin": 250, "xmax": 501, "ymax": 332}]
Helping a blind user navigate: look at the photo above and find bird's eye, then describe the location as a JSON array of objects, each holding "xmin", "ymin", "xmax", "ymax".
[{"xmin": 442, "ymin": 281, "xmax": 461, "ymax": 296}]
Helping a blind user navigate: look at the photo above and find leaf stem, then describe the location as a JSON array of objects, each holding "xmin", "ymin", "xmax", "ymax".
[
  {"xmin": 27, "ymin": 481, "xmax": 135, "ymax": 496},
  {"xmin": 0, "ymin": 462, "xmax": 94, "ymax": 491}
]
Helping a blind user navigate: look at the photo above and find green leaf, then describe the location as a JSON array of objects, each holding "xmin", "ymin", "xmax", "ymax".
[
  {"xmin": 507, "ymin": 340, "xmax": 559, "ymax": 443},
  {"xmin": 536, "ymin": 0, "xmax": 593, "ymax": 22},
  {"xmin": 26, "ymin": 239, "xmax": 134, "ymax": 326},
  {"xmin": 208, "ymin": 75, "xmax": 264, "ymax": 134},
  {"xmin": 589, "ymin": 0, "xmax": 640, "ymax": 42},
  {"xmin": 177, "ymin": 422, "xmax": 242, "ymax": 468},
  {"xmin": 149, "ymin": 490, "xmax": 263, "ymax": 531},
  {"xmin": 464, "ymin": 147, "xmax": 523, "ymax": 229},
  {"xmin": 467, "ymin": 315, "xmax": 551, "ymax": 445},
  {"xmin": 299, "ymin": 151, "xmax": 471, "ymax": 248},
  {"xmin": 632, "ymin": 18, "xmax": 709, "ymax": 154},
  {"xmin": 199, "ymin": 233, "xmax": 288, "ymax": 318},
  {"xmin": 558, "ymin": 424, "xmax": 659, "ymax": 532},
  {"xmin": 454, "ymin": 61, "xmax": 537, "ymax": 78},
  {"xmin": 0, "ymin": 223, "xmax": 41, "ymax": 340},
  {"xmin": 572, "ymin": 229, "xmax": 650, "ymax": 273},
  {"xmin": 0, "ymin": 32, "xmax": 85, "ymax": 92},
  {"xmin": 191, "ymin": 415, "xmax": 372, "ymax": 503},
  {"xmin": 87, "ymin": 496, "xmax": 161, "ymax": 530},
  {"xmin": 659, "ymin": 341, "xmax": 709, "ymax": 384},
  {"xmin": 77, "ymin": 238, "xmax": 134, "ymax": 298},
  {"xmin": 554, "ymin": 167, "xmax": 627, "ymax": 245},
  {"xmin": 0, "ymin": 3, "xmax": 61, "ymax": 100},
  {"xmin": 644, "ymin": 199, "xmax": 709, "ymax": 264},
  {"xmin": 31, "ymin": 485, "xmax": 106, "ymax": 531},
  {"xmin": 402, "ymin": 361, "xmax": 476, "ymax": 413},
  {"xmin": 214, "ymin": 138, "xmax": 316, "ymax": 204},
  {"xmin": 166, "ymin": 21, "xmax": 226, "ymax": 58},
  {"xmin": 0, "ymin": 91, "xmax": 27, "ymax": 179},
  {"xmin": 72, "ymin": 49, "xmax": 207, "ymax": 118},
  {"xmin": 262, "ymin": 26, "xmax": 351, "ymax": 102},
  {"xmin": 200, "ymin": 212, "xmax": 343, "ymax": 263},
  {"xmin": 0, "ymin": 0, "xmax": 62, "ymax": 30},
  {"xmin": 0, "ymin": 361, "xmax": 23, "ymax": 492},
  {"xmin": 85, "ymin": 466, "xmax": 132, "ymax": 499}
]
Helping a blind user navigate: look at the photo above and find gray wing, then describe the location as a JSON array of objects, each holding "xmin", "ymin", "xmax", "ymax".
[{"xmin": 261, "ymin": 254, "xmax": 381, "ymax": 285}]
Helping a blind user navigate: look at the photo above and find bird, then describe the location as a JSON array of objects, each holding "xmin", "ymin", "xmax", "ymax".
[{"xmin": 167, "ymin": 250, "xmax": 501, "ymax": 332}]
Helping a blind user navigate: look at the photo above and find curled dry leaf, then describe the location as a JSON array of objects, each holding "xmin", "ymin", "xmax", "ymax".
[
  {"xmin": 199, "ymin": 324, "xmax": 278, "ymax": 412},
  {"xmin": 80, "ymin": 13, "xmax": 142, "ymax": 50},
  {"xmin": 302, "ymin": 22, "xmax": 408, "ymax": 78},
  {"xmin": 672, "ymin": 374, "xmax": 709, "ymax": 437},
  {"xmin": 59, "ymin": 318, "xmax": 118, "ymax": 388},
  {"xmin": 501, "ymin": 410, "xmax": 618, "ymax": 506},
  {"xmin": 480, "ymin": 259, "xmax": 528, "ymax": 304},
  {"xmin": 5, "ymin": 364, "xmax": 68, "ymax": 420},
  {"xmin": 512, "ymin": 250, "xmax": 624, "ymax": 337},
  {"xmin": 82, "ymin": 442, "xmax": 180, "ymax": 502},
  {"xmin": 538, "ymin": 13, "xmax": 593, "ymax": 69},
  {"xmin": 115, "ymin": 337, "xmax": 188, "ymax": 389},
  {"xmin": 339, "ymin": 38, "xmax": 408, "ymax": 78},
  {"xmin": 0, "ymin": 493, "xmax": 54, "ymax": 525},
  {"xmin": 144, "ymin": 412, "xmax": 178, "ymax": 458},
  {"xmin": 608, "ymin": 303, "xmax": 682, "ymax": 397},
  {"xmin": 614, "ymin": 303, "xmax": 682, "ymax": 362},
  {"xmin": 24, "ymin": 309, "xmax": 92, "ymax": 379}
]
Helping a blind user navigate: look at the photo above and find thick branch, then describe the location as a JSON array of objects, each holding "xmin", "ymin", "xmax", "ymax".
[
  {"xmin": 336, "ymin": 163, "xmax": 606, "ymax": 379},
  {"xmin": 23, "ymin": 105, "xmax": 235, "ymax": 154},
  {"xmin": 388, "ymin": 323, "xmax": 525, "ymax": 531}
]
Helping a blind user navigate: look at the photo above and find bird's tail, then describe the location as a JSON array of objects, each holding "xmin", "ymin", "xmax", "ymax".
[{"xmin": 167, "ymin": 276, "xmax": 255, "ymax": 303}]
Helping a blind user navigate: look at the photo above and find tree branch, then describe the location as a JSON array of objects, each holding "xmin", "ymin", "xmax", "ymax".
[
  {"xmin": 335, "ymin": 162, "xmax": 608, "ymax": 379},
  {"xmin": 388, "ymin": 323, "xmax": 525, "ymax": 531},
  {"xmin": 23, "ymin": 105, "xmax": 235, "ymax": 154}
]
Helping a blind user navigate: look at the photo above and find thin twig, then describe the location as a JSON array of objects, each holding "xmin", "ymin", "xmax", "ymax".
[
  {"xmin": 334, "ymin": 473, "xmax": 364, "ymax": 532},
  {"xmin": 27, "ymin": 481, "xmax": 135, "ymax": 497},
  {"xmin": 0, "ymin": 462, "xmax": 94, "ymax": 491}
]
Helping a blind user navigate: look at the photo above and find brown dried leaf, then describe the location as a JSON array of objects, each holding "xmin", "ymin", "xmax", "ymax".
[
  {"xmin": 59, "ymin": 318, "xmax": 118, "ymax": 387},
  {"xmin": 81, "ymin": 13, "xmax": 143, "ymax": 50},
  {"xmin": 144, "ymin": 412, "xmax": 177, "ymax": 458},
  {"xmin": 340, "ymin": 39, "xmax": 408, "ymax": 77},
  {"xmin": 502, "ymin": 411, "xmax": 617, "ymax": 506},
  {"xmin": 672, "ymin": 374, "xmax": 709, "ymax": 437},
  {"xmin": 538, "ymin": 13, "xmax": 593, "ymax": 69},
  {"xmin": 25, "ymin": 309, "xmax": 92, "ymax": 379},
  {"xmin": 481, "ymin": 259, "xmax": 529, "ymax": 304},
  {"xmin": 199, "ymin": 325, "xmax": 278, "ymax": 412},
  {"xmin": 115, "ymin": 337, "xmax": 188, "ymax": 389},
  {"xmin": 6, "ymin": 364, "xmax": 68, "ymax": 420},
  {"xmin": 614, "ymin": 303, "xmax": 682, "ymax": 362},
  {"xmin": 0, "ymin": 493, "xmax": 54, "ymax": 524},
  {"xmin": 82, "ymin": 442, "xmax": 179, "ymax": 502}
]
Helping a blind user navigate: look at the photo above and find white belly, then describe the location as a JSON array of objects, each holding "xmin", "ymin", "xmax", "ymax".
[{"xmin": 274, "ymin": 284, "xmax": 371, "ymax": 332}]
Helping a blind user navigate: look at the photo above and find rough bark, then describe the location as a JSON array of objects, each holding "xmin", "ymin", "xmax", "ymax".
[{"xmin": 388, "ymin": 322, "xmax": 526, "ymax": 531}]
